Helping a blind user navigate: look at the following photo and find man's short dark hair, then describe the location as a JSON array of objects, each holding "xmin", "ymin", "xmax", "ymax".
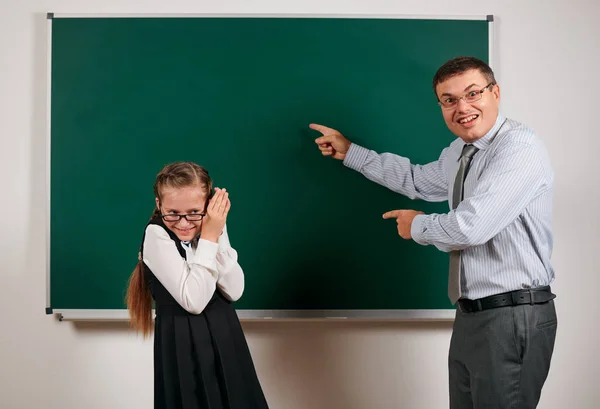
[{"xmin": 432, "ymin": 56, "xmax": 496, "ymax": 95}]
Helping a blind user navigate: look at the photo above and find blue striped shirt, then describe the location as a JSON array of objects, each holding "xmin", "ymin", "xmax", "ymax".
[{"xmin": 343, "ymin": 113, "xmax": 555, "ymax": 300}]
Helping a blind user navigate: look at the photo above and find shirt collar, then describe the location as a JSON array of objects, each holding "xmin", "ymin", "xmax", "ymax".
[{"xmin": 471, "ymin": 113, "xmax": 506, "ymax": 151}]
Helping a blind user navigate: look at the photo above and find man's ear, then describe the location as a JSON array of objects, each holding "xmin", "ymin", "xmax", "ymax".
[{"xmin": 493, "ymin": 83, "xmax": 501, "ymax": 102}]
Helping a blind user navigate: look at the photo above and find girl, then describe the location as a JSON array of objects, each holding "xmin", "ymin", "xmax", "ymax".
[{"xmin": 126, "ymin": 161, "xmax": 269, "ymax": 409}]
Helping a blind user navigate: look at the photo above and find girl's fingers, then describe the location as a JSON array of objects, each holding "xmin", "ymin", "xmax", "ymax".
[
  {"xmin": 218, "ymin": 193, "xmax": 229, "ymax": 216},
  {"xmin": 222, "ymin": 198, "xmax": 231, "ymax": 216},
  {"xmin": 208, "ymin": 189, "xmax": 223, "ymax": 211}
]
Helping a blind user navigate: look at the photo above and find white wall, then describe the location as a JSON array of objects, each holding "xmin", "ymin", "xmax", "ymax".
[{"xmin": 1, "ymin": 0, "xmax": 599, "ymax": 408}]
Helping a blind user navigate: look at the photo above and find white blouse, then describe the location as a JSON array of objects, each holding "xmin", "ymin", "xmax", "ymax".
[{"xmin": 142, "ymin": 224, "xmax": 245, "ymax": 314}]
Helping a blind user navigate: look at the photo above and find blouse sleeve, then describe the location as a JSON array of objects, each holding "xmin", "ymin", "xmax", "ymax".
[
  {"xmin": 215, "ymin": 224, "xmax": 245, "ymax": 302},
  {"xmin": 142, "ymin": 224, "xmax": 220, "ymax": 314}
]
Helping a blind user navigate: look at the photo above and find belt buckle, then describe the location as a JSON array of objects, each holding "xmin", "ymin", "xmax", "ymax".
[{"xmin": 458, "ymin": 299, "xmax": 480, "ymax": 313}]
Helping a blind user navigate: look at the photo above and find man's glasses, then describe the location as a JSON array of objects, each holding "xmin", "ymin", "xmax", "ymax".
[{"xmin": 438, "ymin": 82, "xmax": 496, "ymax": 109}]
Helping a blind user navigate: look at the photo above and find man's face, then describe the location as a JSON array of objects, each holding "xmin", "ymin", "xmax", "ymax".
[{"xmin": 436, "ymin": 69, "xmax": 500, "ymax": 143}]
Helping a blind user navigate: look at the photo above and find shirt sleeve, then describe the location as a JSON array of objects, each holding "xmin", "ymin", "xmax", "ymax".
[
  {"xmin": 142, "ymin": 224, "xmax": 219, "ymax": 314},
  {"xmin": 215, "ymin": 224, "xmax": 245, "ymax": 302},
  {"xmin": 412, "ymin": 140, "xmax": 551, "ymax": 252},
  {"xmin": 343, "ymin": 143, "xmax": 449, "ymax": 202}
]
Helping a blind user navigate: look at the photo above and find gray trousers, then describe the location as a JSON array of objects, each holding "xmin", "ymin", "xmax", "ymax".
[{"xmin": 449, "ymin": 300, "xmax": 557, "ymax": 409}]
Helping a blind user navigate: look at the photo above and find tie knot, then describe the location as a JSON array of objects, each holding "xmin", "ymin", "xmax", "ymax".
[{"xmin": 461, "ymin": 144, "xmax": 479, "ymax": 159}]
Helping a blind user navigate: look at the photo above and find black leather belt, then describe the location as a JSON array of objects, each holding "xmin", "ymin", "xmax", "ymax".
[{"xmin": 457, "ymin": 286, "xmax": 556, "ymax": 313}]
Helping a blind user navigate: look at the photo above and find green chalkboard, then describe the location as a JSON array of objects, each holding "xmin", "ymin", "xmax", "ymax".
[{"xmin": 48, "ymin": 15, "xmax": 490, "ymax": 318}]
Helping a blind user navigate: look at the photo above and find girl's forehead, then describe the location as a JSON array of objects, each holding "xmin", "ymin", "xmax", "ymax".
[{"xmin": 160, "ymin": 186, "xmax": 207, "ymax": 207}]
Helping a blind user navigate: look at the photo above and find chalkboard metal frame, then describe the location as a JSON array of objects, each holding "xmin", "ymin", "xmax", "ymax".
[
  {"xmin": 55, "ymin": 309, "xmax": 457, "ymax": 321},
  {"xmin": 46, "ymin": 13, "xmax": 494, "ymax": 321}
]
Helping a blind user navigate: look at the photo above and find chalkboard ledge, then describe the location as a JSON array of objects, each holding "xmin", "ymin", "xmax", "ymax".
[{"xmin": 52, "ymin": 309, "xmax": 456, "ymax": 321}]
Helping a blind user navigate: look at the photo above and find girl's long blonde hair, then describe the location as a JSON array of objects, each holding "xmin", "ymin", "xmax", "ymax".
[{"xmin": 125, "ymin": 161, "xmax": 212, "ymax": 337}]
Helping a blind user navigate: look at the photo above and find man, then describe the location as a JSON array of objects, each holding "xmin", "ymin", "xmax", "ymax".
[{"xmin": 311, "ymin": 56, "xmax": 557, "ymax": 409}]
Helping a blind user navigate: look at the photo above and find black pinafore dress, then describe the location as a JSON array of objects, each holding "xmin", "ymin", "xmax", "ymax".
[{"xmin": 141, "ymin": 217, "xmax": 269, "ymax": 409}]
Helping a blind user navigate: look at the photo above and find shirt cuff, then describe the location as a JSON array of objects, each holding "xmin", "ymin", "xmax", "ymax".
[
  {"xmin": 188, "ymin": 239, "xmax": 219, "ymax": 265},
  {"xmin": 343, "ymin": 143, "xmax": 369, "ymax": 171},
  {"xmin": 218, "ymin": 227, "xmax": 231, "ymax": 252},
  {"xmin": 411, "ymin": 214, "xmax": 428, "ymax": 245}
]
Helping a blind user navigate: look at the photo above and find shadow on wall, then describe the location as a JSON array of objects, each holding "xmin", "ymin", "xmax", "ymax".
[{"xmin": 241, "ymin": 319, "xmax": 454, "ymax": 409}]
